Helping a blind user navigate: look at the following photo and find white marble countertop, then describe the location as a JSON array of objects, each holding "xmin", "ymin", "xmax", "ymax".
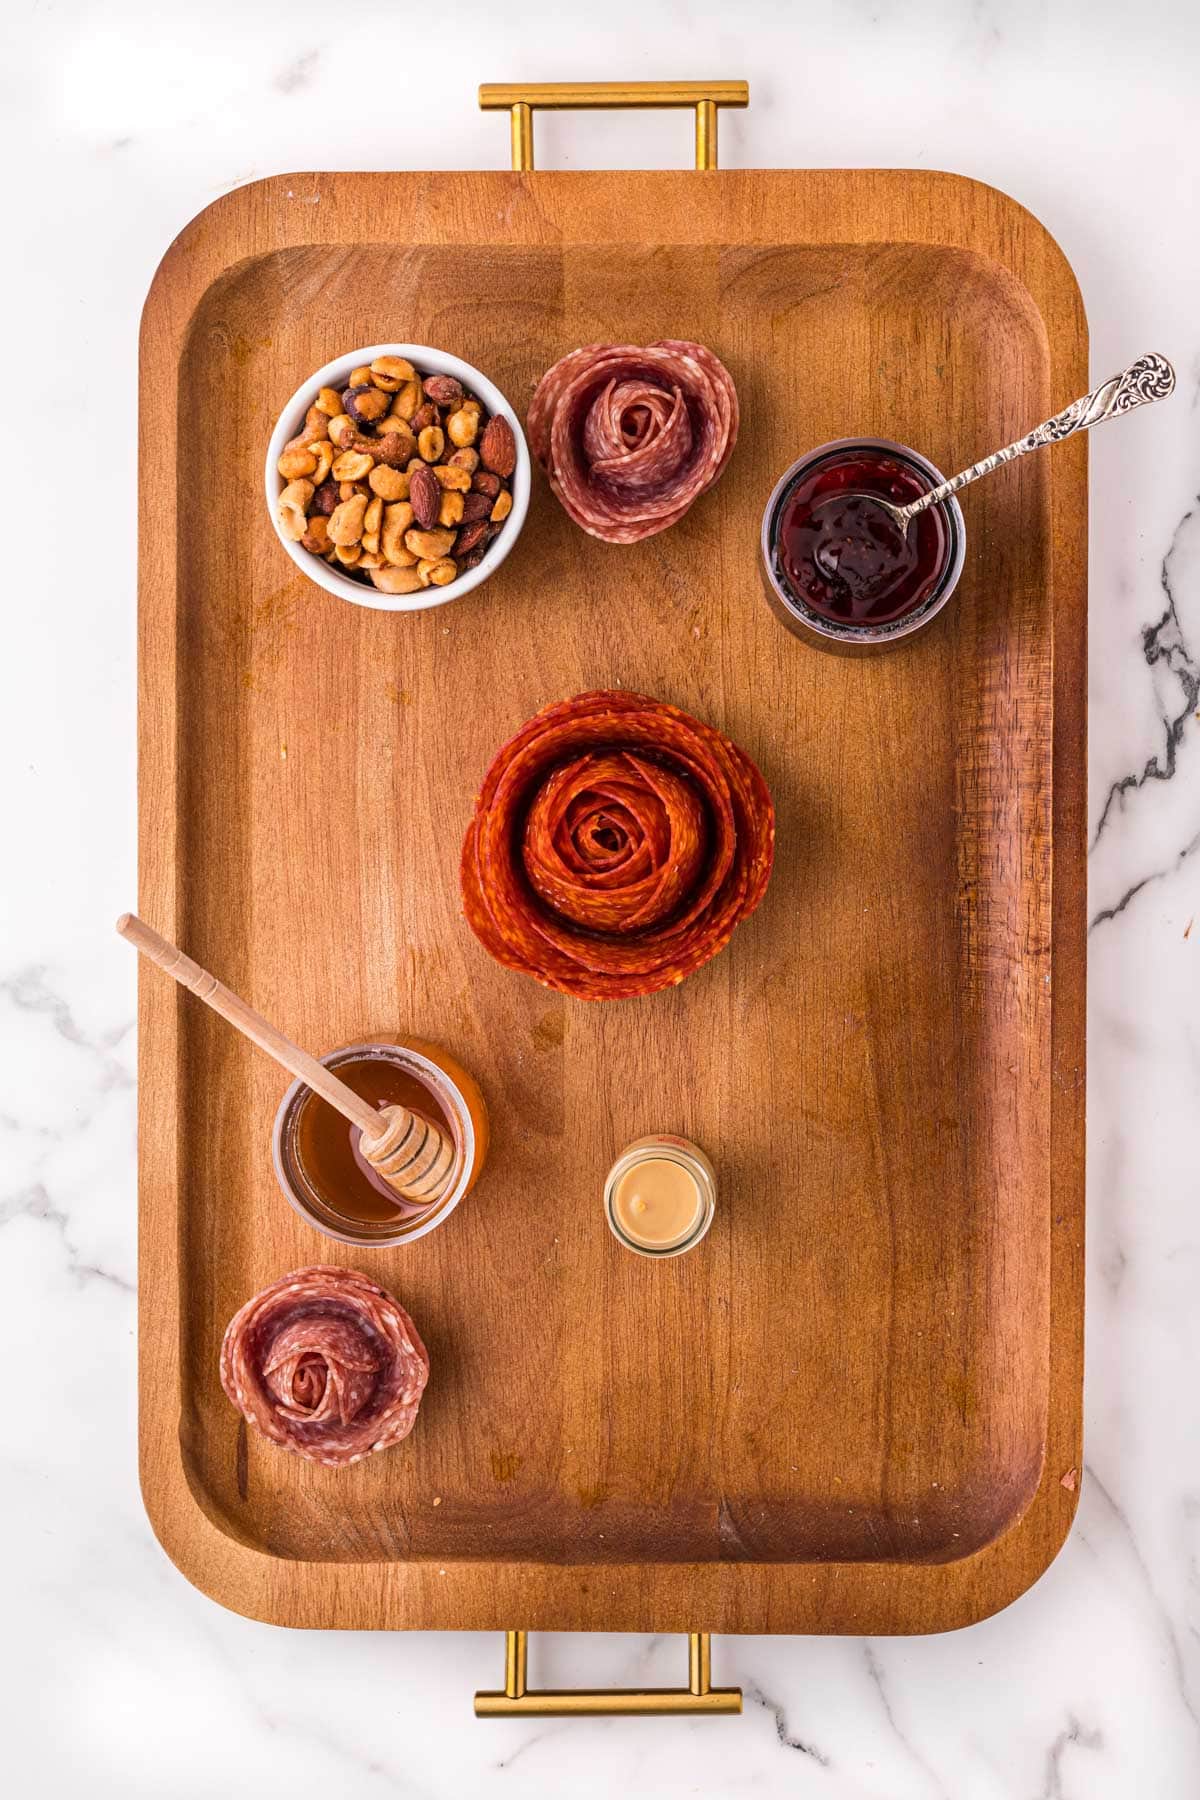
[{"xmin": 6, "ymin": 0, "xmax": 1200, "ymax": 1792}]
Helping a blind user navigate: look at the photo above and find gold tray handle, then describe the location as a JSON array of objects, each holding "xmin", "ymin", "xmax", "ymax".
[
  {"xmin": 478, "ymin": 81, "xmax": 749, "ymax": 172},
  {"xmin": 474, "ymin": 1630, "xmax": 742, "ymax": 1717}
]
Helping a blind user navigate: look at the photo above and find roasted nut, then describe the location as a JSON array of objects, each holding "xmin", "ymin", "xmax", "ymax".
[
  {"xmin": 438, "ymin": 489, "xmax": 465, "ymax": 528},
  {"xmin": 410, "ymin": 402, "xmax": 438, "ymax": 434},
  {"xmin": 302, "ymin": 405, "xmax": 331, "ymax": 443},
  {"xmin": 423, "ymin": 374, "xmax": 464, "ymax": 407},
  {"xmin": 358, "ymin": 549, "xmax": 385, "ymax": 568},
  {"xmin": 456, "ymin": 543, "xmax": 488, "ymax": 573},
  {"xmin": 371, "ymin": 355, "xmax": 416, "ymax": 386},
  {"xmin": 315, "ymin": 386, "xmax": 343, "ymax": 417},
  {"xmin": 417, "ymin": 425, "xmax": 445, "ymax": 463},
  {"xmin": 277, "ymin": 479, "xmax": 314, "ymax": 540},
  {"xmin": 409, "ymin": 464, "xmax": 441, "ymax": 529},
  {"xmin": 309, "ymin": 440, "xmax": 335, "ymax": 486},
  {"xmin": 343, "ymin": 384, "xmax": 391, "ymax": 426},
  {"xmin": 278, "ymin": 445, "xmax": 318, "ymax": 480},
  {"xmin": 479, "ymin": 415, "xmax": 517, "ymax": 478},
  {"xmin": 461, "ymin": 396, "xmax": 483, "ymax": 417},
  {"xmin": 460, "ymin": 491, "xmax": 493, "ymax": 523},
  {"xmin": 332, "ymin": 449, "xmax": 375, "ymax": 482},
  {"xmin": 433, "ymin": 463, "xmax": 471, "ymax": 492},
  {"xmin": 334, "ymin": 542, "xmax": 362, "ymax": 567},
  {"xmin": 370, "ymin": 563, "xmax": 423, "ymax": 595},
  {"xmin": 339, "ymin": 480, "xmax": 370, "ymax": 501},
  {"xmin": 370, "ymin": 424, "xmax": 417, "ymax": 467},
  {"xmin": 472, "ymin": 470, "xmax": 501, "ymax": 499},
  {"xmin": 312, "ymin": 480, "xmax": 339, "ymax": 516},
  {"xmin": 381, "ymin": 501, "xmax": 416, "ymax": 565},
  {"xmin": 446, "ymin": 407, "xmax": 479, "ymax": 449},
  {"xmin": 301, "ymin": 516, "xmax": 330, "ymax": 553},
  {"xmin": 490, "ymin": 488, "xmax": 514, "ymax": 523},
  {"xmin": 368, "ymin": 463, "xmax": 409, "ymax": 501},
  {"xmin": 448, "ymin": 446, "xmax": 480, "ymax": 473},
  {"xmin": 417, "ymin": 556, "xmax": 458, "ymax": 587},
  {"xmin": 363, "ymin": 495, "xmax": 383, "ymax": 537},
  {"xmin": 349, "ymin": 365, "xmax": 374, "ymax": 388},
  {"xmin": 390, "ymin": 378, "xmax": 423, "ymax": 422},
  {"xmin": 404, "ymin": 526, "xmax": 455, "ymax": 560},
  {"xmin": 329, "ymin": 493, "xmax": 368, "ymax": 546},
  {"xmin": 453, "ymin": 518, "xmax": 489, "ymax": 557},
  {"xmin": 329, "ymin": 414, "xmax": 358, "ymax": 448}
]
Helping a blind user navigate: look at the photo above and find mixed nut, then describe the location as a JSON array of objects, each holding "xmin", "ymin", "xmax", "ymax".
[{"xmin": 275, "ymin": 356, "xmax": 518, "ymax": 596}]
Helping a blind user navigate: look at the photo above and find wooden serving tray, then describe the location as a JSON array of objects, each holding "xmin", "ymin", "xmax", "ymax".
[{"xmin": 138, "ymin": 164, "xmax": 1086, "ymax": 1635}]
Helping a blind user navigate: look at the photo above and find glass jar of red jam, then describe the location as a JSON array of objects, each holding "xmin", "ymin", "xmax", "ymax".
[
  {"xmin": 272, "ymin": 1039, "xmax": 489, "ymax": 1247},
  {"xmin": 760, "ymin": 438, "xmax": 965, "ymax": 651}
]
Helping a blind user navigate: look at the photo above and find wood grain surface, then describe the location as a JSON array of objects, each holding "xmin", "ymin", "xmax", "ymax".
[{"xmin": 137, "ymin": 168, "xmax": 1087, "ymax": 1634}]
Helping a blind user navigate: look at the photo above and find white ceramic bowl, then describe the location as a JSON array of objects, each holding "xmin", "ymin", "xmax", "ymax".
[{"xmin": 264, "ymin": 343, "xmax": 530, "ymax": 613}]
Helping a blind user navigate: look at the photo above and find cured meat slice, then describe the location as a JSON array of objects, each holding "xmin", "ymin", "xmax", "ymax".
[
  {"xmin": 461, "ymin": 691, "xmax": 774, "ymax": 1000},
  {"xmin": 528, "ymin": 341, "xmax": 739, "ymax": 543},
  {"xmin": 220, "ymin": 1265, "xmax": 429, "ymax": 1467}
]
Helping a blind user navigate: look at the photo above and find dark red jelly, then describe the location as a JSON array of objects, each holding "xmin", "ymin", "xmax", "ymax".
[{"xmin": 774, "ymin": 447, "xmax": 951, "ymax": 626}]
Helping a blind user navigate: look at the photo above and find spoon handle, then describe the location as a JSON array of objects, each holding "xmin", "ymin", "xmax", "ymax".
[{"xmin": 897, "ymin": 351, "xmax": 1175, "ymax": 524}]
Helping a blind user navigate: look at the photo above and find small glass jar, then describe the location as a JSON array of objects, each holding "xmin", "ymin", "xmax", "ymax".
[
  {"xmin": 760, "ymin": 436, "xmax": 966, "ymax": 653},
  {"xmin": 604, "ymin": 1135, "xmax": 717, "ymax": 1260},
  {"xmin": 273, "ymin": 1038, "xmax": 488, "ymax": 1248}
]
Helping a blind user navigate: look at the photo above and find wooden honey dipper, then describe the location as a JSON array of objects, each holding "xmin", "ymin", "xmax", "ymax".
[{"xmin": 117, "ymin": 913, "xmax": 456, "ymax": 1207}]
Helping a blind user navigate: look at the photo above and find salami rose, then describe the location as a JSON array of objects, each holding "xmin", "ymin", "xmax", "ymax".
[
  {"xmin": 461, "ymin": 691, "xmax": 774, "ymax": 1000},
  {"xmin": 528, "ymin": 341, "xmax": 738, "ymax": 543},
  {"xmin": 220, "ymin": 1266, "xmax": 429, "ymax": 1468}
]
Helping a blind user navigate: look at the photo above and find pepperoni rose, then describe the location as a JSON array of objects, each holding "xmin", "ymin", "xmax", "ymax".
[
  {"xmin": 461, "ymin": 691, "xmax": 774, "ymax": 1000},
  {"xmin": 220, "ymin": 1266, "xmax": 429, "ymax": 1467},
  {"xmin": 528, "ymin": 341, "xmax": 738, "ymax": 543}
]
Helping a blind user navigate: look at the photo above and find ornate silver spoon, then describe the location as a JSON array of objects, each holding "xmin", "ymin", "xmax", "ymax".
[{"xmin": 858, "ymin": 352, "xmax": 1176, "ymax": 535}]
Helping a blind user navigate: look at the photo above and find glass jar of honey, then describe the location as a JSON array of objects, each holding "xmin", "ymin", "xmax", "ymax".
[
  {"xmin": 604, "ymin": 1135, "xmax": 717, "ymax": 1259},
  {"xmin": 272, "ymin": 1038, "xmax": 488, "ymax": 1247}
]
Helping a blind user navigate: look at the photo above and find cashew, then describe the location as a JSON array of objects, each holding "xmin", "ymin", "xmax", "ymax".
[
  {"xmin": 438, "ymin": 489, "xmax": 465, "ymax": 528},
  {"xmin": 370, "ymin": 563, "xmax": 424, "ymax": 595},
  {"xmin": 363, "ymin": 495, "xmax": 383, "ymax": 537},
  {"xmin": 405, "ymin": 527, "xmax": 455, "ymax": 560},
  {"xmin": 418, "ymin": 425, "xmax": 445, "ymax": 464},
  {"xmin": 446, "ymin": 407, "xmax": 478, "ymax": 449},
  {"xmin": 417, "ymin": 557, "xmax": 457, "ymax": 588},
  {"xmin": 382, "ymin": 501, "xmax": 417, "ymax": 565},
  {"xmin": 362, "ymin": 532, "xmax": 381, "ymax": 555},
  {"xmin": 328, "ymin": 493, "xmax": 368, "ymax": 546},
  {"xmin": 278, "ymin": 445, "xmax": 318, "ymax": 480},
  {"xmin": 368, "ymin": 463, "xmax": 409, "ymax": 501},
  {"xmin": 490, "ymin": 489, "xmax": 514, "ymax": 523},
  {"xmin": 277, "ymin": 479, "xmax": 314, "ymax": 540},
  {"xmin": 332, "ymin": 449, "xmax": 374, "ymax": 482}
]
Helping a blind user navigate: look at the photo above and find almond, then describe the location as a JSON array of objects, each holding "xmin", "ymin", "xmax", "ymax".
[
  {"xmin": 471, "ymin": 470, "xmax": 501, "ymax": 499},
  {"xmin": 454, "ymin": 519, "xmax": 489, "ymax": 557},
  {"xmin": 409, "ymin": 464, "xmax": 441, "ymax": 530},
  {"xmin": 479, "ymin": 415, "xmax": 517, "ymax": 478},
  {"xmin": 460, "ymin": 490, "xmax": 493, "ymax": 523}
]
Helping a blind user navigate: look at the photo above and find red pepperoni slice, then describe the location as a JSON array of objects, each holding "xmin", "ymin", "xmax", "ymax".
[
  {"xmin": 528, "ymin": 341, "xmax": 739, "ymax": 543},
  {"xmin": 461, "ymin": 692, "xmax": 774, "ymax": 1000},
  {"xmin": 220, "ymin": 1266, "xmax": 429, "ymax": 1468}
]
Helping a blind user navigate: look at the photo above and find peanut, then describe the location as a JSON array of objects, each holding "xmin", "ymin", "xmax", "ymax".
[
  {"xmin": 390, "ymin": 378, "xmax": 423, "ymax": 422},
  {"xmin": 349, "ymin": 365, "xmax": 374, "ymax": 388},
  {"xmin": 343, "ymin": 384, "xmax": 390, "ymax": 425},
  {"xmin": 418, "ymin": 557, "xmax": 458, "ymax": 588},
  {"xmin": 368, "ymin": 463, "xmax": 409, "ymax": 501},
  {"xmin": 301, "ymin": 516, "xmax": 330, "ymax": 554},
  {"xmin": 339, "ymin": 480, "xmax": 369, "ymax": 501},
  {"xmin": 329, "ymin": 493, "xmax": 368, "ymax": 546},
  {"xmin": 418, "ymin": 425, "xmax": 445, "ymax": 463},
  {"xmin": 461, "ymin": 397, "xmax": 483, "ymax": 417},
  {"xmin": 371, "ymin": 355, "xmax": 416, "ymax": 386},
  {"xmin": 438, "ymin": 489, "xmax": 465, "ymax": 528},
  {"xmin": 309, "ymin": 440, "xmax": 335, "ymax": 486},
  {"xmin": 448, "ymin": 446, "xmax": 480, "ymax": 473},
  {"xmin": 328, "ymin": 414, "xmax": 357, "ymax": 448},
  {"xmin": 446, "ymin": 407, "xmax": 478, "ymax": 448},
  {"xmin": 359, "ymin": 549, "xmax": 384, "ymax": 568},
  {"xmin": 278, "ymin": 445, "xmax": 318, "ymax": 480},
  {"xmin": 332, "ymin": 449, "xmax": 374, "ymax": 482},
  {"xmin": 277, "ymin": 479, "xmax": 314, "ymax": 540},
  {"xmin": 404, "ymin": 527, "xmax": 455, "ymax": 560},
  {"xmin": 370, "ymin": 563, "xmax": 423, "ymax": 595},
  {"xmin": 433, "ymin": 463, "xmax": 471, "ymax": 492},
  {"xmin": 334, "ymin": 542, "xmax": 362, "ymax": 567},
  {"xmin": 315, "ymin": 386, "xmax": 343, "ymax": 416},
  {"xmin": 490, "ymin": 488, "xmax": 513, "ymax": 523}
]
